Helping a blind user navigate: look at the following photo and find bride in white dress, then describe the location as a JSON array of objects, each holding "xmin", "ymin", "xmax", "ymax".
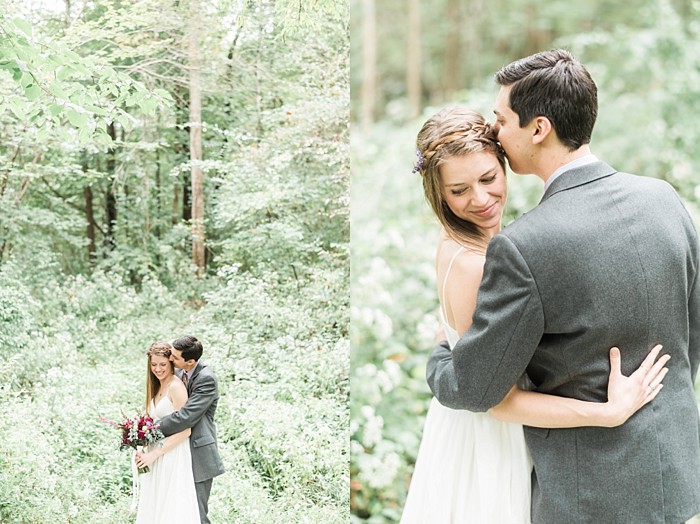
[
  {"xmin": 401, "ymin": 107, "xmax": 669, "ymax": 523},
  {"xmin": 134, "ymin": 341, "xmax": 200, "ymax": 523}
]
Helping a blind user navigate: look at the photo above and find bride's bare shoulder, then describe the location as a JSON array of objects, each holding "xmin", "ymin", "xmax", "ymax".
[
  {"xmin": 168, "ymin": 377, "xmax": 188, "ymax": 399},
  {"xmin": 435, "ymin": 232, "xmax": 486, "ymax": 274}
]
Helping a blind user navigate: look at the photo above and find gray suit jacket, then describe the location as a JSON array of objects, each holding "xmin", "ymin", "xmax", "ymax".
[
  {"xmin": 427, "ymin": 161, "xmax": 700, "ymax": 523},
  {"xmin": 158, "ymin": 361, "xmax": 225, "ymax": 483}
]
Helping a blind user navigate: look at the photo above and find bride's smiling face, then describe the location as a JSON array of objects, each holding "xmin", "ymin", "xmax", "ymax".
[
  {"xmin": 150, "ymin": 354, "xmax": 173, "ymax": 381},
  {"xmin": 440, "ymin": 151, "xmax": 507, "ymax": 234}
]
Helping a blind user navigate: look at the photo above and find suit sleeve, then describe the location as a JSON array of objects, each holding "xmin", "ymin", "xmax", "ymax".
[
  {"xmin": 427, "ymin": 233, "xmax": 545, "ymax": 412},
  {"xmin": 669, "ymin": 183, "xmax": 700, "ymax": 381},
  {"xmin": 157, "ymin": 373, "xmax": 218, "ymax": 437},
  {"xmin": 690, "ymin": 269, "xmax": 700, "ymax": 381},
  {"xmin": 687, "ymin": 217, "xmax": 700, "ymax": 381}
]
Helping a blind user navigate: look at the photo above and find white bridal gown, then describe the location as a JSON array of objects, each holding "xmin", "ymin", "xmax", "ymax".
[
  {"xmin": 401, "ymin": 247, "xmax": 532, "ymax": 523},
  {"xmin": 135, "ymin": 393, "xmax": 200, "ymax": 524}
]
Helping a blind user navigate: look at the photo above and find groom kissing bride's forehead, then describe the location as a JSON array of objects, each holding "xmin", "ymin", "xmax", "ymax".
[
  {"xmin": 136, "ymin": 335, "xmax": 225, "ymax": 524},
  {"xmin": 168, "ymin": 335, "xmax": 202, "ymax": 371},
  {"xmin": 426, "ymin": 48, "xmax": 700, "ymax": 523}
]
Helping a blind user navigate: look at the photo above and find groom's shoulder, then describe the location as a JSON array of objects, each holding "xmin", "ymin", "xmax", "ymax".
[
  {"xmin": 617, "ymin": 170, "xmax": 675, "ymax": 190},
  {"xmin": 197, "ymin": 361, "xmax": 219, "ymax": 381},
  {"xmin": 613, "ymin": 171, "xmax": 687, "ymax": 213}
]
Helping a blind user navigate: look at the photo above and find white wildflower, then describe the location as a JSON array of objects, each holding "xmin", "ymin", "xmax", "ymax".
[
  {"xmin": 361, "ymin": 406, "xmax": 384, "ymax": 448},
  {"xmin": 365, "ymin": 451, "xmax": 401, "ymax": 489},
  {"xmin": 374, "ymin": 310, "xmax": 393, "ymax": 339},
  {"xmin": 355, "ymin": 363, "xmax": 377, "ymax": 378},
  {"xmin": 383, "ymin": 359, "xmax": 402, "ymax": 387}
]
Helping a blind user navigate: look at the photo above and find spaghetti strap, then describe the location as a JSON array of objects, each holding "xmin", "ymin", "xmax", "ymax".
[{"xmin": 440, "ymin": 246, "xmax": 465, "ymax": 324}]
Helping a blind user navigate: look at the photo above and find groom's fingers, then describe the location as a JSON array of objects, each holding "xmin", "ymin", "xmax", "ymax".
[
  {"xmin": 643, "ymin": 356, "xmax": 670, "ymax": 387},
  {"xmin": 609, "ymin": 347, "xmax": 621, "ymax": 376},
  {"xmin": 635, "ymin": 344, "xmax": 664, "ymax": 378},
  {"xmin": 642, "ymin": 383, "xmax": 664, "ymax": 406},
  {"xmin": 648, "ymin": 367, "xmax": 669, "ymax": 390}
]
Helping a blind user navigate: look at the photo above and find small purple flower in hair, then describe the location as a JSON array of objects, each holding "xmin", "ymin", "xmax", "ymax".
[{"xmin": 412, "ymin": 149, "xmax": 424, "ymax": 174}]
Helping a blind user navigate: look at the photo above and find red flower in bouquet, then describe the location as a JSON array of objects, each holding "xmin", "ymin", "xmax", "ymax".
[{"xmin": 100, "ymin": 412, "xmax": 165, "ymax": 474}]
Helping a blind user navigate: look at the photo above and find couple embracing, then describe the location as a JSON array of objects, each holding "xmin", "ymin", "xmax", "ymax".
[
  {"xmin": 134, "ymin": 335, "xmax": 225, "ymax": 524},
  {"xmin": 402, "ymin": 50, "xmax": 700, "ymax": 523}
]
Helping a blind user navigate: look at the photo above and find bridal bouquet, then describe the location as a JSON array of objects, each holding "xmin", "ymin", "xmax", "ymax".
[{"xmin": 99, "ymin": 412, "xmax": 164, "ymax": 473}]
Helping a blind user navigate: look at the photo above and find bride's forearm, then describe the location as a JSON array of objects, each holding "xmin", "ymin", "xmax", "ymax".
[
  {"xmin": 488, "ymin": 386, "xmax": 619, "ymax": 428},
  {"xmin": 152, "ymin": 428, "xmax": 192, "ymax": 459}
]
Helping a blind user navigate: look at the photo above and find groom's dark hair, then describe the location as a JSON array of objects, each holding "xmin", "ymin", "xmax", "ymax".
[
  {"xmin": 495, "ymin": 48, "xmax": 598, "ymax": 151},
  {"xmin": 173, "ymin": 335, "xmax": 203, "ymax": 362}
]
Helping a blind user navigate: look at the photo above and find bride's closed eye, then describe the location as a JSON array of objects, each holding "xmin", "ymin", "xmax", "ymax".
[{"xmin": 450, "ymin": 176, "xmax": 497, "ymax": 196}]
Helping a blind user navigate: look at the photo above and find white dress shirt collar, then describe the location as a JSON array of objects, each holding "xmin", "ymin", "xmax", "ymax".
[{"xmin": 543, "ymin": 154, "xmax": 598, "ymax": 192}]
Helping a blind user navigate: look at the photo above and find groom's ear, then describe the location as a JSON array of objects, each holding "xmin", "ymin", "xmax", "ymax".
[{"xmin": 531, "ymin": 116, "xmax": 552, "ymax": 145}]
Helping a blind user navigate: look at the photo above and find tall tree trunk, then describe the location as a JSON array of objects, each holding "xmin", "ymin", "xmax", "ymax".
[
  {"xmin": 524, "ymin": 6, "xmax": 550, "ymax": 56},
  {"xmin": 360, "ymin": 0, "xmax": 377, "ymax": 131},
  {"xmin": 463, "ymin": 0, "xmax": 483, "ymax": 91},
  {"xmin": 253, "ymin": 14, "xmax": 265, "ymax": 139},
  {"xmin": 63, "ymin": 0, "xmax": 71, "ymax": 27},
  {"xmin": 82, "ymin": 154, "xmax": 96, "ymax": 264},
  {"xmin": 443, "ymin": 0, "xmax": 461, "ymax": 98},
  {"xmin": 182, "ymin": 171, "xmax": 192, "ymax": 221},
  {"xmin": 406, "ymin": 0, "xmax": 421, "ymax": 118},
  {"xmin": 154, "ymin": 145, "xmax": 161, "ymax": 240},
  {"xmin": 188, "ymin": 0, "xmax": 205, "ymax": 278},
  {"xmin": 175, "ymin": 86, "xmax": 192, "ymax": 223},
  {"xmin": 104, "ymin": 122, "xmax": 117, "ymax": 253},
  {"xmin": 173, "ymin": 183, "xmax": 181, "ymax": 225}
]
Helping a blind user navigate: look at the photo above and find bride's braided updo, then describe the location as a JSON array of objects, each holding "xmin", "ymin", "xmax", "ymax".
[
  {"xmin": 415, "ymin": 107, "xmax": 506, "ymax": 250},
  {"xmin": 147, "ymin": 341, "xmax": 172, "ymax": 358}
]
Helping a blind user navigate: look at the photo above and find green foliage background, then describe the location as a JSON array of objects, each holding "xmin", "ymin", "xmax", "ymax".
[
  {"xmin": 0, "ymin": 0, "xmax": 349, "ymax": 522},
  {"xmin": 350, "ymin": 0, "xmax": 700, "ymax": 521}
]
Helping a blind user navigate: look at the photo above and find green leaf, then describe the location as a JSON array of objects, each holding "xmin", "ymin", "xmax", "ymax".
[
  {"xmin": 49, "ymin": 82, "xmax": 68, "ymax": 99},
  {"xmin": 67, "ymin": 108, "xmax": 89, "ymax": 128},
  {"xmin": 63, "ymin": 50, "xmax": 81, "ymax": 63},
  {"xmin": 0, "ymin": 60, "xmax": 19, "ymax": 72},
  {"xmin": 86, "ymin": 105, "xmax": 107, "ymax": 116},
  {"xmin": 94, "ymin": 131, "xmax": 114, "ymax": 147},
  {"xmin": 48, "ymin": 54, "xmax": 67, "ymax": 66},
  {"xmin": 8, "ymin": 98, "xmax": 26, "ymax": 119},
  {"xmin": 24, "ymin": 84, "xmax": 41, "ymax": 101},
  {"xmin": 115, "ymin": 111, "xmax": 134, "ymax": 131},
  {"xmin": 71, "ymin": 62, "xmax": 91, "ymax": 76},
  {"xmin": 153, "ymin": 88, "xmax": 172, "ymax": 100},
  {"xmin": 48, "ymin": 103, "xmax": 63, "ymax": 116},
  {"xmin": 14, "ymin": 46, "xmax": 36, "ymax": 63},
  {"xmin": 100, "ymin": 66, "xmax": 117, "ymax": 80},
  {"xmin": 12, "ymin": 18, "xmax": 32, "ymax": 37},
  {"xmin": 35, "ymin": 125, "xmax": 50, "ymax": 142},
  {"xmin": 56, "ymin": 66, "xmax": 74, "ymax": 81},
  {"xmin": 28, "ymin": 108, "xmax": 42, "ymax": 123},
  {"xmin": 77, "ymin": 125, "xmax": 92, "ymax": 143},
  {"xmin": 125, "ymin": 93, "xmax": 138, "ymax": 107},
  {"xmin": 19, "ymin": 72, "xmax": 33, "ymax": 88},
  {"xmin": 139, "ymin": 97, "xmax": 158, "ymax": 114}
]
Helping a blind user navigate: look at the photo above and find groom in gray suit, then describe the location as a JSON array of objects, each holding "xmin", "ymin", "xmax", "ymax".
[
  {"xmin": 158, "ymin": 335, "xmax": 225, "ymax": 524},
  {"xmin": 428, "ymin": 49, "xmax": 700, "ymax": 523}
]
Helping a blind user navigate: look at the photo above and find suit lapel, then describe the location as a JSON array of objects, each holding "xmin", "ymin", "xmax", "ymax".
[
  {"xmin": 187, "ymin": 361, "xmax": 204, "ymax": 393},
  {"xmin": 540, "ymin": 161, "xmax": 617, "ymax": 204}
]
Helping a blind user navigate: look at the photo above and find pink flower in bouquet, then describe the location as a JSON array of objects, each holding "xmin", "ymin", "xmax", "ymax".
[{"xmin": 100, "ymin": 412, "xmax": 165, "ymax": 474}]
